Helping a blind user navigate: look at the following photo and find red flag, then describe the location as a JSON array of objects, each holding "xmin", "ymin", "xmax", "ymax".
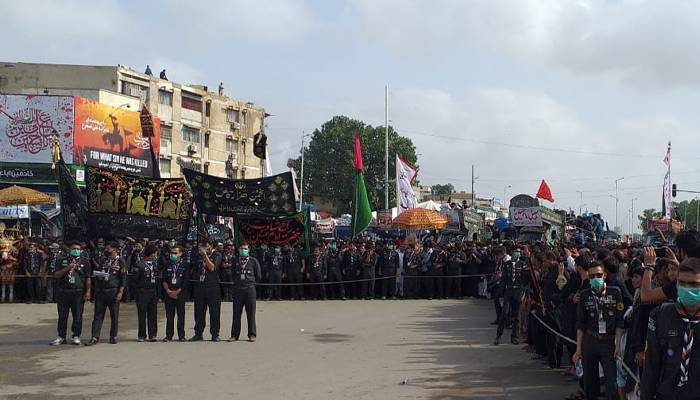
[
  {"xmin": 536, "ymin": 180, "xmax": 554, "ymax": 203},
  {"xmin": 353, "ymin": 136, "xmax": 364, "ymax": 172}
]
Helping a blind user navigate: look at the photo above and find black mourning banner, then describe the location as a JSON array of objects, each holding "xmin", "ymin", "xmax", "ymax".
[
  {"xmin": 86, "ymin": 166, "xmax": 193, "ymax": 240},
  {"xmin": 182, "ymin": 169, "xmax": 296, "ymax": 216},
  {"xmin": 235, "ymin": 211, "xmax": 310, "ymax": 253},
  {"xmin": 57, "ymin": 160, "xmax": 89, "ymax": 242},
  {"xmin": 253, "ymin": 132, "xmax": 267, "ymax": 159}
]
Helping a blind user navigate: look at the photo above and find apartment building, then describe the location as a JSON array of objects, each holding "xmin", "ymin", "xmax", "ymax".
[{"xmin": 0, "ymin": 62, "xmax": 268, "ymax": 178}]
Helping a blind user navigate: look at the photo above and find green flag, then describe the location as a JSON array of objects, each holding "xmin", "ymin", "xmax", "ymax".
[{"xmin": 351, "ymin": 136, "xmax": 372, "ymax": 237}]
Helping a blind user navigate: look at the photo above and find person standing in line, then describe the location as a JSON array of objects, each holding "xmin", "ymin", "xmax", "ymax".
[
  {"xmin": 266, "ymin": 246, "xmax": 284, "ymax": 300},
  {"xmin": 404, "ymin": 243, "xmax": 420, "ymax": 299},
  {"xmin": 219, "ymin": 243, "xmax": 234, "ymax": 302},
  {"xmin": 133, "ymin": 244, "xmax": 159, "ymax": 342},
  {"xmin": 283, "ymin": 245, "xmax": 305, "ymax": 300},
  {"xmin": 307, "ymin": 246, "xmax": 327, "ymax": 300},
  {"xmin": 161, "ymin": 245, "xmax": 190, "ymax": 342},
  {"xmin": 23, "ymin": 242, "xmax": 44, "ymax": 303},
  {"xmin": 0, "ymin": 239, "xmax": 18, "ymax": 303},
  {"xmin": 395, "ymin": 242, "xmax": 406, "ymax": 299},
  {"xmin": 51, "ymin": 242, "xmax": 90, "ymax": 346},
  {"xmin": 229, "ymin": 243, "xmax": 261, "ymax": 342},
  {"xmin": 420, "ymin": 242, "xmax": 435, "ymax": 299},
  {"xmin": 446, "ymin": 243, "xmax": 465, "ymax": 299},
  {"xmin": 85, "ymin": 242, "xmax": 127, "ymax": 346},
  {"xmin": 431, "ymin": 244, "xmax": 447, "ymax": 300},
  {"xmin": 379, "ymin": 241, "xmax": 398, "ymax": 300},
  {"xmin": 359, "ymin": 242, "xmax": 377, "ymax": 300},
  {"xmin": 325, "ymin": 241, "xmax": 346, "ymax": 300},
  {"xmin": 494, "ymin": 247, "xmax": 526, "ymax": 345},
  {"xmin": 256, "ymin": 242, "xmax": 271, "ymax": 300},
  {"xmin": 45, "ymin": 243, "xmax": 63, "ymax": 303},
  {"xmin": 190, "ymin": 241, "xmax": 222, "ymax": 342},
  {"xmin": 343, "ymin": 242, "xmax": 360, "ymax": 299}
]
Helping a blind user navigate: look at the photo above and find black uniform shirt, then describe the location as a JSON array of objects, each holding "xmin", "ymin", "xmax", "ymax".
[
  {"xmin": 641, "ymin": 303, "xmax": 700, "ymax": 400},
  {"xmin": 193, "ymin": 251, "xmax": 221, "ymax": 288},
  {"xmin": 162, "ymin": 260, "xmax": 190, "ymax": 290},
  {"xmin": 576, "ymin": 286, "xmax": 624, "ymax": 337},
  {"xmin": 270, "ymin": 253, "xmax": 284, "ymax": 271},
  {"xmin": 284, "ymin": 251, "xmax": 303, "ymax": 274},
  {"xmin": 307, "ymin": 254, "xmax": 326, "ymax": 277},
  {"xmin": 56, "ymin": 255, "xmax": 89, "ymax": 291},
  {"xmin": 326, "ymin": 250, "xmax": 342, "ymax": 270},
  {"xmin": 94, "ymin": 256, "xmax": 126, "ymax": 291},
  {"xmin": 133, "ymin": 259, "xmax": 159, "ymax": 290},
  {"xmin": 233, "ymin": 257, "xmax": 261, "ymax": 288}
]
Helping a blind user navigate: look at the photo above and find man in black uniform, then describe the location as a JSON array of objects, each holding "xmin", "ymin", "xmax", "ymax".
[
  {"xmin": 267, "ymin": 246, "xmax": 284, "ymax": 300},
  {"xmin": 343, "ymin": 242, "xmax": 360, "ymax": 299},
  {"xmin": 446, "ymin": 243, "xmax": 466, "ymax": 299},
  {"xmin": 219, "ymin": 243, "xmax": 235, "ymax": 302},
  {"xmin": 161, "ymin": 245, "xmax": 189, "ymax": 342},
  {"xmin": 641, "ymin": 257, "xmax": 700, "ymax": 400},
  {"xmin": 325, "ymin": 241, "xmax": 346, "ymax": 300},
  {"xmin": 229, "ymin": 243, "xmax": 261, "ymax": 342},
  {"xmin": 133, "ymin": 244, "xmax": 159, "ymax": 342},
  {"xmin": 86, "ymin": 241, "xmax": 127, "ymax": 346},
  {"xmin": 51, "ymin": 242, "xmax": 91, "ymax": 346},
  {"xmin": 283, "ymin": 245, "xmax": 305, "ymax": 300},
  {"xmin": 430, "ymin": 244, "xmax": 447, "ymax": 299},
  {"xmin": 307, "ymin": 246, "xmax": 327, "ymax": 300},
  {"xmin": 494, "ymin": 249, "xmax": 526, "ymax": 345},
  {"xmin": 572, "ymin": 260, "xmax": 624, "ymax": 400},
  {"xmin": 45, "ymin": 243, "xmax": 63, "ymax": 303},
  {"xmin": 379, "ymin": 242, "xmax": 398, "ymax": 300},
  {"xmin": 190, "ymin": 241, "xmax": 222, "ymax": 341},
  {"xmin": 23, "ymin": 242, "xmax": 44, "ymax": 303},
  {"xmin": 256, "ymin": 242, "xmax": 271, "ymax": 300},
  {"xmin": 359, "ymin": 242, "xmax": 377, "ymax": 300},
  {"xmin": 116, "ymin": 237, "xmax": 133, "ymax": 303}
]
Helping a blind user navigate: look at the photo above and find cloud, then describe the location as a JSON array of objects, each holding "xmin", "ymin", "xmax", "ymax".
[{"xmin": 351, "ymin": 0, "xmax": 700, "ymax": 90}]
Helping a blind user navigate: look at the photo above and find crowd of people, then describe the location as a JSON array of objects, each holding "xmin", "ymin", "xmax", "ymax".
[
  {"xmin": 490, "ymin": 230, "xmax": 700, "ymax": 400},
  {"xmin": 3, "ymin": 230, "xmax": 700, "ymax": 399}
]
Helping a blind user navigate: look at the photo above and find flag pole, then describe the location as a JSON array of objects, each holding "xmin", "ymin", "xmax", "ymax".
[{"xmin": 384, "ymin": 85, "xmax": 389, "ymax": 210}]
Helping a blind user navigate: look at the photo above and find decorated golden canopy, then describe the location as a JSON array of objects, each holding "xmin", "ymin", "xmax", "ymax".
[
  {"xmin": 0, "ymin": 185, "xmax": 55, "ymax": 207},
  {"xmin": 392, "ymin": 208, "xmax": 449, "ymax": 230}
]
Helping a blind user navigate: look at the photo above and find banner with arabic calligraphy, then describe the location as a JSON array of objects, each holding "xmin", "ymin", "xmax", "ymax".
[
  {"xmin": 86, "ymin": 166, "xmax": 193, "ymax": 240},
  {"xmin": 74, "ymin": 98, "xmax": 161, "ymax": 177},
  {"xmin": 57, "ymin": 160, "xmax": 89, "ymax": 242},
  {"xmin": 510, "ymin": 207, "xmax": 543, "ymax": 227},
  {"xmin": 182, "ymin": 169, "xmax": 296, "ymax": 216},
  {"xmin": 0, "ymin": 95, "xmax": 74, "ymax": 164},
  {"xmin": 235, "ymin": 211, "xmax": 310, "ymax": 253}
]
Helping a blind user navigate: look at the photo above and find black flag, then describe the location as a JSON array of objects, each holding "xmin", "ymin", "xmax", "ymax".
[{"xmin": 253, "ymin": 132, "xmax": 267, "ymax": 159}]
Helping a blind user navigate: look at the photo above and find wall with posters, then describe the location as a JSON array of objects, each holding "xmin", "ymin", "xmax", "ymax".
[
  {"xmin": 0, "ymin": 95, "xmax": 74, "ymax": 164},
  {"xmin": 73, "ymin": 97, "xmax": 160, "ymax": 176}
]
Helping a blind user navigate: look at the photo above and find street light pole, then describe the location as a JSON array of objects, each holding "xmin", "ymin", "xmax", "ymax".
[
  {"xmin": 615, "ymin": 177, "xmax": 624, "ymax": 229},
  {"xmin": 384, "ymin": 85, "xmax": 389, "ymax": 211},
  {"xmin": 631, "ymin": 197, "xmax": 638, "ymax": 236},
  {"xmin": 503, "ymin": 185, "xmax": 511, "ymax": 209},
  {"xmin": 299, "ymin": 132, "xmax": 311, "ymax": 212},
  {"xmin": 576, "ymin": 191, "xmax": 583, "ymax": 215}
]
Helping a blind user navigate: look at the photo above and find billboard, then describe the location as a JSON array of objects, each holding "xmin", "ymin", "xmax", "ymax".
[
  {"xmin": 0, "ymin": 95, "xmax": 74, "ymax": 164},
  {"xmin": 510, "ymin": 207, "xmax": 543, "ymax": 227},
  {"xmin": 74, "ymin": 97, "xmax": 160, "ymax": 176}
]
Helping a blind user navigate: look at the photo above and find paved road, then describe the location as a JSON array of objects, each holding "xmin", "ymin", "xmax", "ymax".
[{"xmin": 0, "ymin": 299, "xmax": 575, "ymax": 399}]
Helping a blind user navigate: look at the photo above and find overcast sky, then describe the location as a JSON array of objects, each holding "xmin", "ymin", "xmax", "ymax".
[{"xmin": 5, "ymin": 0, "xmax": 700, "ymax": 232}]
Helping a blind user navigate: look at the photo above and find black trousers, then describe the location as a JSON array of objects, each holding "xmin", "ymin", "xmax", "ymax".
[
  {"xmin": 544, "ymin": 310, "xmax": 563, "ymax": 368},
  {"xmin": 287, "ymin": 270, "xmax": 303, "ymax": 299},
  {"xmin": 464, "ymin": 264, "xmax": 479, "ymax": 297},
  {"xmin": 446, "ymin": 267, "xmax": 462, "ymax": 298},
  {"xmin": 164, "ymin": 293, "xmax": 186, "ymax": 340},
  {"xmin": 430, "ymin": 268, "xmax": 445, "ymax": 299},
  {"xmin": 380, "ymin": 272, "xmax": 395, "ymax": 298},
  {"xmin": 56, "ymin": 290, "xmax": 83, "ymax": 338},
  {"xmin": 231, "ymin": 286, "xmax": 256, "ymax": 339},
  {"xmin": 405, "ymin": 269, "xmax": 420, "ymax": 298},
  {"xmin": 267, "ymin": 270, "xmax": 282, "ymax": 299},
  {"xmin": 496, "ymin": 292, "xmax": 520, "ymax": 340},
  {"xmin": 26, "ymin": 276, "xmax": 41, "ymax": 302},
  {"xmin": 309, "ymin": 273, "xmax": 325, "ymax": 299},
  {"xmin": 360, "ymin": 268, "xmax": 373, "ymax": 299},
  {"xmin": 345, "ymin": 270, "xmax": 358, "ymax": 299},
  {"xmin": 582, "ymin": 335, "xmax": 617, "ymax": 400},
  {"xmin": 91, "ymin": 289, "xmax": 119, "ymax": 339},
  {"xmin": 136, "ymin": 288, "xmax": 158, "ymax": 339},
  {"xmin": 326, "ymin": 268, "xmax": 345, "ymax": 299},
  {"xmin": 193, "ymin": 285, "xmax": 221, "ymax": 338}
]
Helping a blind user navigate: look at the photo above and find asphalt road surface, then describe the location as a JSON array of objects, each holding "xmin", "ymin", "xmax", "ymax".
[{"xmin": 0, "ymin": 299, "xmax": 575, "ymax": 399}]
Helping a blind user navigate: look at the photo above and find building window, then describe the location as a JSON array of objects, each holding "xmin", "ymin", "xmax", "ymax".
[
  {"xmin": 226, "ymin": 109, "xmax": 239, "ymax": 123},
  {"xmin": 204, "ymin": 133, "xmax": 210, "ymax": 148},
  {"xmin": 182, "ymin": 126, "xmax": 200, "ymax": 143},
  {"xmin": 181, "ymin": 93, "xmax": 202, "ymax": 112},
  {"xmin": 240, "ymin": 111, "xmax": 246, "ymax": 125},
  {"xmin": 160, "ymin": 138, "xmax": 171, "ymax": 155},
  {"xmin": 160, "ymin": 158, "xmax": 171, "ymax": 176},
  {"xmin": 205, "ymin": 102, "xmax": 211, "ymax": 117},
  {"xmin": 204, "ymin": 164, "xmax": 209, "ymax": 174},
  {"xmin": 241, "ymin": 141, "xmax": 246, "ymax": 155},
  {"xmin": 226, "ymin": 138, "xmax": 237, "ymax": 153},
  {"xmin": 158, "ymin": 90, "xmax": 172, "ymax": 106},
  {"xmin": 121, "ymin": 81, "xmax": 148, "ymax": 102},
  {"xmin": 161, "ymin": 126, "xmax": 172, "ymax": 140}
]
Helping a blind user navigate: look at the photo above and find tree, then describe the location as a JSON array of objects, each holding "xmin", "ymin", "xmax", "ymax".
[
  {"xmin": 638, "ymin": 208, "xmax": 661, "ymax": 232},
  {"xmin": 673, "ymin": 200, "xmax": 700, "ymax": 230},
  {"xmin": 293, "ymin": 116, "xmax": 418, "ymax": 213},
  {"xmin": 431, "ymin": 184, "xmax": 455, "ymax": 197}
]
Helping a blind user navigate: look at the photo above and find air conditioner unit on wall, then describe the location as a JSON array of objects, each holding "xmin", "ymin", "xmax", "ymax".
[
  {"xmin": 188, "ymin": 144, "xmax": 198, "ymax": 153},
  {"xmin": 231, "ymin": 122, "xmax": 241, "ymax": 131}
]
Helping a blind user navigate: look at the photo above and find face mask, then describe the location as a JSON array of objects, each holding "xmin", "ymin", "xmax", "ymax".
[
  {"xmin": 590, "ymin": 277, "xmax": 605, "ymax": 291},
  {"xmin": 168, "ymin": 242, "xmax": 176, "ymax": 249},
  {"xmin": 70, "ymin": 249, "xmax": 81, "ymax": 257},
  {"xmin": 328, "ymin": 244, "xmax": 336, "ymax": 250},
  {"xmin": 677, "ymin": 285, "xmax": 700, "ymax": 308},
  {"xmin": 387, "ymin": 245, "xmax": 394, "ymax": 251},
  {"xmin": 240, "ymin": 249, "xmax": 250, "ymax": 257},
  {"xmin": 170, "ymin": 254, "xmax": 180, "ymax": 262},
  {"xmin": 512, "ymin": 251, "xmax": 521, "ymax": 261},
  {"xmin": 274, "ymin": 248, "xmax": 282, "ymax": 254}
]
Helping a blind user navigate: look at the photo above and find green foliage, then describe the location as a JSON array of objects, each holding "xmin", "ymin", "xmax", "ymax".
[
  {"xmin": 638, "ymin": 208, "xmax": 661, "ymax": 232},
  {"xmin": 673, "ymin": 199, "xmax": 700, "ymax": 230},
  {"xmin": 293, "ymin": 116, "xmax": 418, "ymax": 212},
  {"xmin": 431, "ymin": 184, "xmax": 455, "ymax": 196}
]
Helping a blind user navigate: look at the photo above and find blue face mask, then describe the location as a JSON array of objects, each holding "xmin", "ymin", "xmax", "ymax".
[
  {"xmin": 240, "ymin": 249, "xmax": 250, "ymax": 257},
  {"xmin": 590, "ymin": 277, "xmax": 605, "ymax": 291},
  {"xmin": 170, "ymin": 254, "xmax": 180, "ymax": 262},
  {"xmin": 70, "ymin": 249, "xmax": 81, "ymax": 257},
  {"xmin": 677, "ymin": 285, "xmax": 700, "ymax": 308},
  {"xmin": 511, "ymin": 251, "xmax": 521, "ymax": 261}
]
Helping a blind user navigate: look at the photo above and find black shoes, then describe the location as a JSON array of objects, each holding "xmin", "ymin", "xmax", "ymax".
[
  {"xmin": 211, "ymin": 336, "xmax": 220, "ymax": 342},
  {"xmin": 109, "ymin": 337, "xmax": 117, "ymax": 344},
  {"xmin": 188, "ymin": 336, "xmax": 203, "ymax": 342},
  {"xmin": 493, "ymin": 337, "xmax": 500, "ymax": 346},
  {"xmin": 85, "ymin": 338, "xmax": 99, "ymax": 346}
]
